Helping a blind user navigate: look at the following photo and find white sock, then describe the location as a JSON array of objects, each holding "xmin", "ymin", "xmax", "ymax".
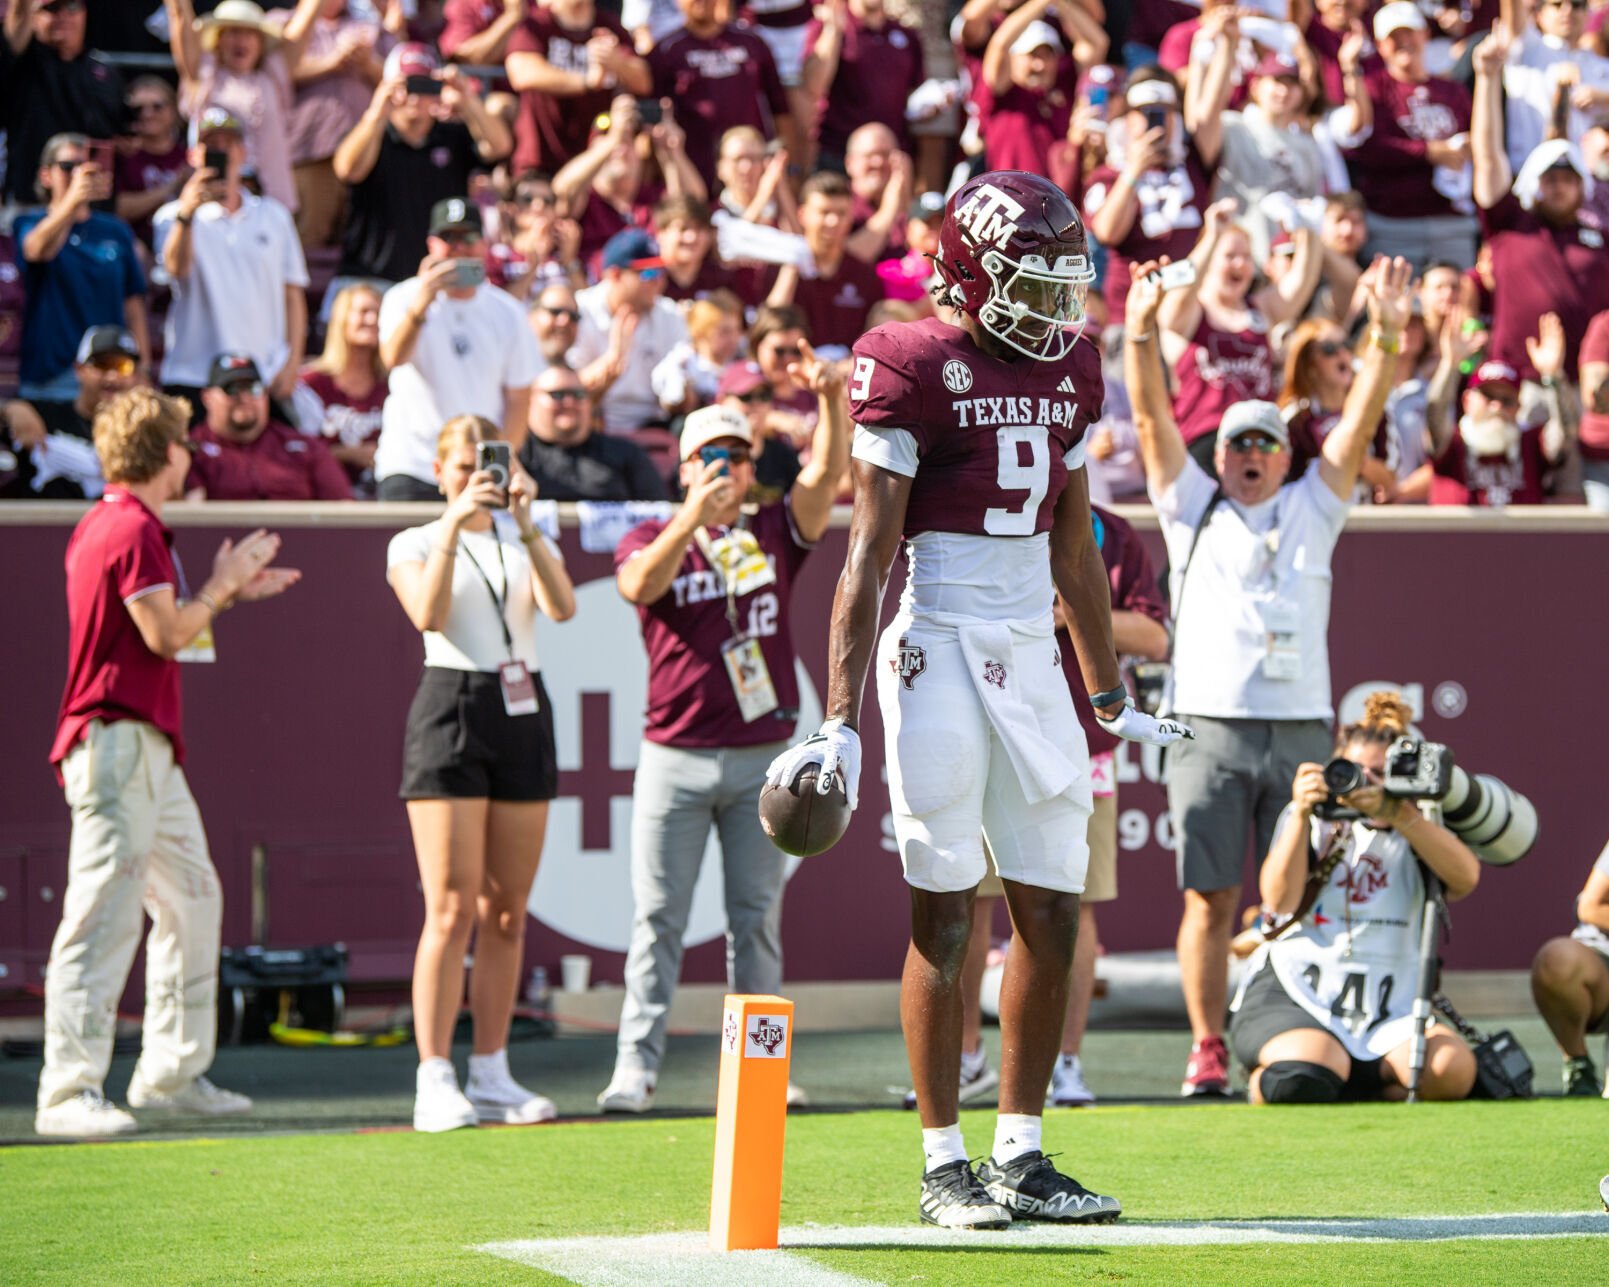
[
  {"xmin": 922, "ymin": 1123, "xmax": 967, "ymax": 1174},
  {"xmin": 992, "ymin": 1113, "xmax": 1042, "ymax": 1165},
  {"xmin": 417, "ymin": 1056, "xmax": 455, "ymax": 1083},
  {"xmin": 960, "ymin": 1046, "xmax": 987, "ymax": 1076},
  {"xmin": 468, "ymin": 1048, "xmax": 509, "ymax": 1083}
]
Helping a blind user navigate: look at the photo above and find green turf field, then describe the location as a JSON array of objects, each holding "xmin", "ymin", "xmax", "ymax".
[{"xmin": 4, "ymin": 1097, "xmax": 1605, "ymax": 1286}]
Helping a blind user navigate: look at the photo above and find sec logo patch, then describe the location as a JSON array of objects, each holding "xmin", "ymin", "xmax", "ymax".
[{"xmin": 942, "ymin": 360, "xmax": 973, "ymax": 393}]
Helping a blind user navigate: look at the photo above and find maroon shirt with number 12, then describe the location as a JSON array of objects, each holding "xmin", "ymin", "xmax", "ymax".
[{"xmin": 616, "ymin": 498, "xmax": 813, "ymax": 748}]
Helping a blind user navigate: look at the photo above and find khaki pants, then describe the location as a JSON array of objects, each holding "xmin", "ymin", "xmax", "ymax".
[
  {"xmin": 38, "ymin": 720, "xmax": 222, "ymax": 1110},
  {"xmin": 294, "ymin": 157, "xmax": 347, "ymax": 249}
]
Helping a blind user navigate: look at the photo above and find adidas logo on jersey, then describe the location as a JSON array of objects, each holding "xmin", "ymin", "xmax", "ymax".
[{"xmin": 1056, "ymin": 376, "xmax": 1077, "ymax": 394}]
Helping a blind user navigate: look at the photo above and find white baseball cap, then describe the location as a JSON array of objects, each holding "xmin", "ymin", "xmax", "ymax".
[
  {"xmin": 1373, "ymin": 2, "xmax": 1428, "ymax": 42},
  {"xmin": 1009, "ymin": 20, "xmax": 1062, "ymax": 57},
  {"xmin": 680, "ymin": 404, "xmax": 753, "ymax": 461},
  {"xmin": 1216, "ymin": 400, "xmax": 1291, "ymax": 451}
]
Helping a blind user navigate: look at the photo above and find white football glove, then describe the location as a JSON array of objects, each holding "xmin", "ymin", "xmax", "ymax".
[
  {"xmin": 765, "ymin": 719, "xmax": 862, "ymax": 811},
  {"xmin": 1095, "ymin": 700, "xmax": 1195, "ymax": 748}
]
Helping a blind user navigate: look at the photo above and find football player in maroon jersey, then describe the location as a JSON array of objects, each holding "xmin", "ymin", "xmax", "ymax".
[{"xmin": 767, "ymin": 170, "xmax": 1192, "ymax": 1229}]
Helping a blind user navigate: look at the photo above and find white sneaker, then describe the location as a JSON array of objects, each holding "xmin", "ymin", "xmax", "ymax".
[
  {"xmin": 35, "ymin": 1090, "xmax": 138, "ymax": 1138},
  {"xmin": 597, "ymin": 1066, "xmax": 656, "ymax": 1113},
  {"xmin": 413, "ymin": 1058, "xmax": 478, "ymax": 1133},
  {"xmin": 786, "ymin": 1081, "xmax": 810, "ymax": 1108},
  {"xmin": 904, "ymin": 1048, "xmax": 999, "ymax": 1110},
  {"xmin": 1048, "ymin": 1054, "xmax": 1096, "ymax": 1107},
  {"xmin": 465, "ymin": 1055, "xmax": 557, "ymax": 1125},
  {"xmin": 127, "ymin": 1074, "xmax": 253, "ymax": 1116}
]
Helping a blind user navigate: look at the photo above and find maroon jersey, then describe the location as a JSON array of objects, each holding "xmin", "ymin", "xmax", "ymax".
[
  {"xmin": 662, "ymin": 253, "xmax": 742, "ymax": 305},
  {"xmin": 978, "ymin": 81, "xmax": 1074, "ymax": 176},
  {"xmin": 802, "ymin": 14, "xmax": 924, "ymax": 158},
  {"xmin": 52, "ymin": 488, "xmax": 185, "ymax": 775},
  {"xmin": 1172, "ymin": 311, "xmax": 1275, "ymax": 445},
  {"xmin": 648, "ymin": 24, "xmax": 790, "ymax": 195},
  {"xmin": 617, "ymin": 498, "xmax": 813, "ymax": 748},
  {"xmin": 1580, "ymin": 310, "xmax": 1609, "ymax": 462},
  {"xmin": 849, "ymin": 316, "xmax": 1103, "ymax": 538},
  {"xmin": 1480, "ymin": 195, "xmax": 1609, "ymax": 383},
  {"xmin": 1345, "ymin": 71, "xmax": 1471, "ymax": 219},
  {"xmin": 1431, "ymin": 426, "xmax": 1550, "ymax": 506},
  {"xmin": 1061, "ymin": 505, "xmax": 1168, "ymax": 756},
  {"xmin": 297, "ymin": 369, "xmax": 386, "ymax": 450},
  {"xmin": 1084, "ymin": 143, "xmax": 1211, "ymax": 322},
  {"xmin": 185, "ymin": 420, "xmax": 353, "ymax": 501},
  {"xmin": 507, "ymin": 8, "xmax": 633, "ymax": 175}
]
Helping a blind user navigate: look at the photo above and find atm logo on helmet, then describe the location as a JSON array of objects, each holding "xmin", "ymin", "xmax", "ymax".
[{"xmin": 952, "ymin": 184, "xmax": 1026, "ymax": 251}]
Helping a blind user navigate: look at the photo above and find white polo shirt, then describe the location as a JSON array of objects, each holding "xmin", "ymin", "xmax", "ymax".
[
  {"xmin": 153, "ymin": 194, "xmax": 309, "ymax": 388},
  {"xmin": 566, "ymin": 285, "xmax": 688, "ymax": 433},
  {"xmin": 1153, "ymin": 457, "xmax": 1348, "ymax": 721},
  {"xmin": 374, "ymin": 279, "xmax": 543, "ymax": 486}
]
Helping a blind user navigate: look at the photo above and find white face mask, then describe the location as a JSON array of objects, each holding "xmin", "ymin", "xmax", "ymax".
[{"xmin": 1458, "ymin": 411, "xmax": 1517, "ymax": 458}]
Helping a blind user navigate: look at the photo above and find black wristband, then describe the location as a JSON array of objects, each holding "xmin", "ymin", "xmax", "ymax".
[{"xmin": 1088, "ymin": 684, "xmax": 1128, "ymax": 711}]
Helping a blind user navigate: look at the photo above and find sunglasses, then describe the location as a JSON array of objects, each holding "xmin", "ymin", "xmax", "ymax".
[
  {"xmin": 1476, "ymin": 388, "xmax": 1519, "ymax": 408},
  {"xmin": 1313, "ymin": 339, "xmax": 1348, "ymax": 357},
  {"xmin": 42, "ymin": 0, "xmax": 85, "ymax": 13},
  {"xmin": 634, "ymin": 266, "xmax": 663, "ymax": 282},
  {"xmin": 91, "ymin": 355, "xmax": 137, "ymax": 376},
  {"xmin": 221, "ymin": 381, "xmax": 264, "ymax": 398},
  {"xmin": 1226, "ymin": 433, "xmax": 1284, "ymax": 454},
  {"xmin": 708, "ymin": 447, "xmax": 752, "ymax": 465},
  {"xmin": 542, "ymin": 387, "xmax": 587, "ymax": 402},
  {"xmin": 539, "ymin": 306, "xmax": 581, "ymax": 322},
  {"xmin": 1542, "ymin": 0, "xmax": 1588, "ymax": 9},
  {"xmin": 438, "ymin": 231, "xmax": 483, "ymax": 246},
  {"xmin": 53, "ymin": 158, "xmax": 85, "ymax": 173},
  {"xmin": 515, "ymin": 191, "xmax": 555, "ymax": 208},
  {"xmin": 766, "ymin": 344, "xmax": 802, "ymax": 360},
  {"xmin": 732, "ymin": 388, "xmax": 773, "ymax": 405}
]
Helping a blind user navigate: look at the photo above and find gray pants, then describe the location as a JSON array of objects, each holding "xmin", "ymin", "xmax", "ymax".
[
  {"xmin": 1167, "ymin": 716, "xmax": 1332, "ymax": 892},
  {"xmin": 1363, "ymin": 211, "xmax": 1478, "ymax": 275},
  {"xmin": 615, "ymin": 739, "xmax": 788, "ymax": 1074}
]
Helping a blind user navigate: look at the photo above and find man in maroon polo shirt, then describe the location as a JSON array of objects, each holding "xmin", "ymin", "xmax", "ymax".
[
  {"xmin": 37, "ymin": 387, "xmax": 299, "ymax": 1138},
  {"xmin": 647, "ymin": 0, "xmax": 799, "ymax": 195},
  {"xmin": 1425, "ymin": 353, "xmax": 1577, "ymax": 506},
  {"xmin": 597, "ymin": 360, "xmax": 849, "ymax": 1115},
  {"xmin": 763, "ymin": 170, "xmax": 886, "ymax": 354},
  {"xmin": 1471, "ymin": 29, "xmax": 1609, "ymax": 396},
  {"xmin": 801, "ymin": 0, "xmax": 926, "ymax": 171},
  {"xmin": 185, "ymin": 353, "xmax": 353, "ymax": 501}
]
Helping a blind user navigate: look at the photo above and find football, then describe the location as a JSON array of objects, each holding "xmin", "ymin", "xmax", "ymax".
[{"xmin": 759, "ymin": 763, "xmax": 852, "ymax": 857}]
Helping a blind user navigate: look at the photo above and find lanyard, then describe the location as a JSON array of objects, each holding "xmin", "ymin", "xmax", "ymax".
[
  {"xmin": 457, "ymin": 529, "xmax": 517, "ymax": 659},
  {"xmin": 692, "ymin": 521, "xmax": 750, "ymax": 639}
]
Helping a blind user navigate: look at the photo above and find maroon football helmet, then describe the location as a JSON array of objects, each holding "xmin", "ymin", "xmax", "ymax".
[{"xmin": 936, "ymin": 170, "xmax": 1095, "ymax": 361}]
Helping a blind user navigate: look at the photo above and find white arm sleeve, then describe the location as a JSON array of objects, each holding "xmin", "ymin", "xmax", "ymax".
[{"xmin": 851, "ymin": 423, "xmax": 920, "ymax": 477}]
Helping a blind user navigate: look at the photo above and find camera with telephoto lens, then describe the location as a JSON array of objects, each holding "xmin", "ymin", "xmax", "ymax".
[
  {"xmin": 1311, "ymin": 737, "xmax": 1539, "ymax": 865},
  {"xmin": 1315, "ymin": 737, "xmax": 1453, "ymax": 821}
]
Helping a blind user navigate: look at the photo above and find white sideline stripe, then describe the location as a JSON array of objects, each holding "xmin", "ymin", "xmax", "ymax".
[
  {"xmin": 477, "ymin": 1213, "xmax": 1608, "ymax": 1282},
  {"xmin": 476, "ymin": 1233, "xmax": 874, "ymax": 1286}
]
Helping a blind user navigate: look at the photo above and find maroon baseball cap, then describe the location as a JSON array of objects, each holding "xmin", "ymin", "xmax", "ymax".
[
  {"xmin": 1469, "ymin": 360, "xmax": 1520, "ymax": 394},
  {"xmin": 1251, "ymin": 52, "xmax": 1301, "ymax": 81},
  {"xmin": 384, "ymin": 42, "xmax": 439, "ymax": 80},
  {"xmin": 716, "ymin": 360, "xmax": 769, "ymax": 400}
]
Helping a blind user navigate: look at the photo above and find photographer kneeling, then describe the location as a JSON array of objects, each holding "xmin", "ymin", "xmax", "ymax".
[{"xmin": 1230, "ymin": 693, "xmax": 1481, "ymax": 1104}]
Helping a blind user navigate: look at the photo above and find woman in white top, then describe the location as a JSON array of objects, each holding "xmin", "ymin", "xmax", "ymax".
[
  {"xmin": 1229, "ymin": 691, "xmax": 1481, "ymax": 1103},
  {"xmin": 386, "ymin": 415, "xmax": 576, "ymax": 1132}
]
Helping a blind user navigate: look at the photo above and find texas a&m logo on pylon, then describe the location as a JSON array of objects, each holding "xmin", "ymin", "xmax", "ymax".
[
  {"xmin": 892, "ymin": 636, "xmax": 927, "ymax": 690},
  {"xmin": 745, "ymin": 1013, "xmax": 789, "ymax": 1059}
]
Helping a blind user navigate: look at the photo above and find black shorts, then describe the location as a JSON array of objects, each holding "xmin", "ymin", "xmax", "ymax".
[
  {"xmin": 400, "ymin": 667, "xmax": 558, "ymax": 802},
  {"xmin": 1229, "ymin": 961, "xmax": 1385, "ymax": 1100}
]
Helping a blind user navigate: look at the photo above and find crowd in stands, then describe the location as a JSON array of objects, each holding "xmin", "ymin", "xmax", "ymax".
[{"xmin": 3, "ymin": 0, "xmax": 1609, "ymax": 511}]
